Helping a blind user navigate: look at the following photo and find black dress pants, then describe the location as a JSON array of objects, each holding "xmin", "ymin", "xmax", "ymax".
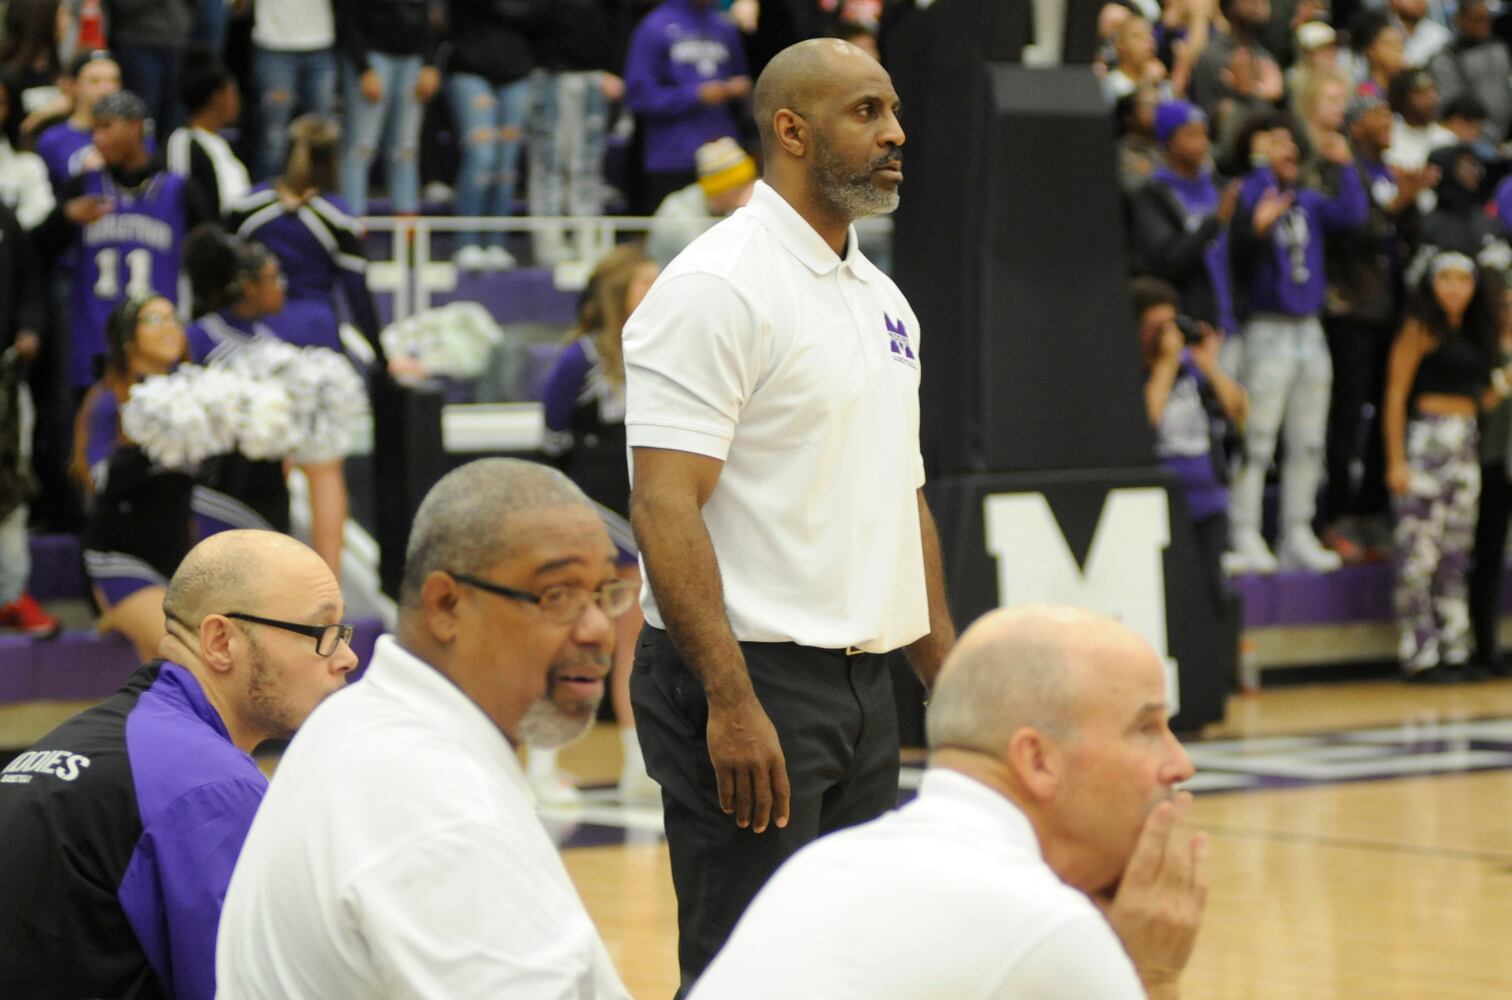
[{"xmin": 630, "ymin": 625, "xmax": 900, "ymax": 998}]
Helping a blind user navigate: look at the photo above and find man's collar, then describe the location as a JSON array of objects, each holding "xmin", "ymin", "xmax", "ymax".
[{"xmin": 744, "ymin": 180, "xmax": 872, "ymax": 282}]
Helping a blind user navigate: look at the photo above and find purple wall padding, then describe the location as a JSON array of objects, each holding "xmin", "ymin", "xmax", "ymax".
[
  {"xmin": 374, "ymin": 267, "xmax": 580, "ymax": 329},
  {"xmin": 0, "ymin": 620, "xmax": 388, "ymax": 706},
  {"xmin": 1233, "ymin": 562, "xmax": 1512, "ymax": 628}
]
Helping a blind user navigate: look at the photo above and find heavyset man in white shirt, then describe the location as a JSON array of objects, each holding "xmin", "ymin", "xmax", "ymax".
[
  {"xmin": 623, "ymin": 38, "xmax": 956, "ymax": 993},
  {"xmin": 216, "ymin": 459, "xmax": 633, "ymax": 998},
  {"xmin": 692, "ymin": 606, "xmax": 1210, "ymax": 1000}
]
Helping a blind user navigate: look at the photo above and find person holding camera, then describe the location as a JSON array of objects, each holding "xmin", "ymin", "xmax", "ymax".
[{"xmin": 1136, "ymin": 276, "xmax": 1248, "ymax": 590}]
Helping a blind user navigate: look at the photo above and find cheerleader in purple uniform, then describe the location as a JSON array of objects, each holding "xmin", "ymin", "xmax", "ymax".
[
  {"xmin": 182, "ymin": 225, "xmax": 292, "ymax": 538},
  {"xmin": 72, "ymin": 295, "xmax": 190, "ymax": 661}
]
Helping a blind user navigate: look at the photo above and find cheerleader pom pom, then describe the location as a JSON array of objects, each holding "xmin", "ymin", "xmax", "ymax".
[
  {"xmin": 121, "ymin": 366, "xmax": 227, "ymax": 471},
  {"xmin": 233, "ymin": 378, "xmax": 301, "ymax": 460},
  {"xmin": 287, "ymin": 346, "xmax": 368, "ymax": 464}
]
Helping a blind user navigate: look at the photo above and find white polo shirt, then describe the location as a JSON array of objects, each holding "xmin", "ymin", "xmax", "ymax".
[
  {"xmin": 216, "ymin": 636, "xmax": 630, "ymax": 1000},
  {"xmin": 689, "ymin": 769, "xmax": 1147, "ymax": 1000},
  {"xmin": 623, "ymin": 180, "xmax": 928, "ymax": 653}
]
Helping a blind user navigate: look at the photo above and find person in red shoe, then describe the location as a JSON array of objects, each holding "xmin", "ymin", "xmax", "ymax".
[{"xmin": 0, "ymin": 199, "xmax": 59, "ymax": 639}]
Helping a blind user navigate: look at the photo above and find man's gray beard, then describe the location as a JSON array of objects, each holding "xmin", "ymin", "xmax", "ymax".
[
  {"xmin": 518, "ymin": 695, "xmax": 596, "ymax": 750},
  {"xmin": 812, "ymin": 137, "xmax": 901, "ymax": 221}
]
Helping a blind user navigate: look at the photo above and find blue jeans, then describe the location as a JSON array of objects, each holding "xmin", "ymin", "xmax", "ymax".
[
  {"xmin": 340, "ymin": 52, "xmax": 424, "ymax": 214},
  {"xmin": 448, "ymin": 72, "xmax": 533, "ymax": 248},
  {"xmin": 254, "ymin": 47, "xmax": 337, "ymax": 181},
  {"xmin": 528, "ymin": 70, "xmax": 609, "ymax": 218},
  {"xmin": 115, "ymin": 45, "xmax": 183, "ymax": 134},
  {"xmin": 192, "ymin": 0, "xmax": 229, "ymax": 52}
]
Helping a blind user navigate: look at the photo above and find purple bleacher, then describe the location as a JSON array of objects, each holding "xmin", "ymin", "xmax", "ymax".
[
  {"xmin": 371, "ymin": 266, "xmax": 581, "ymax": 329},
  {"xmin": 0, "ymin": 620, "xmax": 386, "ymax": 706},
  {"xmin": 27, "ymin": 534, "xmax": 87, "ymax": 601},
  {"xmin": 1233, "ymin": 562, "xmax": 1512, "ymax": 628}
]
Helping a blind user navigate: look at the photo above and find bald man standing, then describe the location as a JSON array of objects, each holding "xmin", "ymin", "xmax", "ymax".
[
  {"xmin": 692, "ymin": 607, "xmax": 1208, "ymax": 1000},
  {"xmin": 0, "ymin": 530, "xmax": 356, "ymax": 1000},
  {"xmin": 624, "ymin": 38, "xmax": 956, "ymax": 992}
]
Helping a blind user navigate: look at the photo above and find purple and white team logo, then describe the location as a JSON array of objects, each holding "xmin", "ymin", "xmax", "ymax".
[{"xmin": 885, "ymin": 313, "xmax": 917, "ymax": 367}]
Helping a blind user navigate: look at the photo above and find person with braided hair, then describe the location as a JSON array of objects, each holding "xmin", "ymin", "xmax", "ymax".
[{"xmin": 182, "ymin": 224, "xmax": 292, "ymax": 540}]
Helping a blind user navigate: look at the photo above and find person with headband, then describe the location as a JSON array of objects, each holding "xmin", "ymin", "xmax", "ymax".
[{"xmin": 1383, "ymin": 251, "xmax": 1507, "ymax": 681}]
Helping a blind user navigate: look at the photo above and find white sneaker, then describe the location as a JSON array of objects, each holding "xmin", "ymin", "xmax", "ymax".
[
  {"xmin": 484, "ymin": 245, "xmax": 518, "ymax": 270},
  {"xmin": 617, "ymin": 763, "xmax": 661, "ymax": 806},
  {"xmin": 529, "ymin": 770, "xmax": 584, "ymax": 808},
  {"xmin": 454, "ymin": 244, "xmax": 489, "ymax": 271},
  {"xmin": 1227, "ymin": 529, "xmax": 1279, "ymax": 575},
  {"xmin": 1278, "ymin": 529, "xmax": 1344, "ymax": 573}
]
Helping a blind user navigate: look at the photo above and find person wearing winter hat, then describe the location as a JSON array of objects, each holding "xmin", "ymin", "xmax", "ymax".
[{"xmin": 646, "ymin": 136, "xmax": 758, "ymax": 266}]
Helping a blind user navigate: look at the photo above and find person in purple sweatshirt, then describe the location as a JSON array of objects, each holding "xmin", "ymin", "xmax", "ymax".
[
  {"xmin": 1130, "ymin": 100, "xmax": 1242, "ymax": 348},
  {"xmin": 624, "ymin": 0, "xmax": 751, "ymax": 211},
  {"xmin": 0, "ymin": 529, "xmax": 357, "ymax": 1000},
  {"xmin": 1226, "ymin": 111, "xmax": 1368, "ymax": 574}
]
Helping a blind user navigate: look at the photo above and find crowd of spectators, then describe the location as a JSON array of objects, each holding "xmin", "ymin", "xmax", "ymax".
[{"xmin": 1117, "ymin": 0, "xmax": 1512, "ymax": 680}]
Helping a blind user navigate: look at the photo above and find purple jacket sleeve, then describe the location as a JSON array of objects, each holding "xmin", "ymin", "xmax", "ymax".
[
  {"xmin": 1312, "ymin": 161, "xmax": 1368, "ymax": 232},
  {"xmin": 119, "ymin": 777, "xmax": 266, "ymax": 1000},
  {"xmin": 623, "ymin": 18, "xmax": 704, "ymax": 119},
  {"xmin": 541, "ymin": 339, "xmax": 591, "ymax": 433}
]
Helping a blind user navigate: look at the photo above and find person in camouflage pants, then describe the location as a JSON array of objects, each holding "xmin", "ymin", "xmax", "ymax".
[{"xmin": 1394, "ymin": 414, "xmax": 1481, "ymax": 672}]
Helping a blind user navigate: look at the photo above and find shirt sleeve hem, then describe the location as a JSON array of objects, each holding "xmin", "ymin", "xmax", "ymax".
[{"xmin": 626, "ymin": 424, "xmax": 732, "ymax": 461}]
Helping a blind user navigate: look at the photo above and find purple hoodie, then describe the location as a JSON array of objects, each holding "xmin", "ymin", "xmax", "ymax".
[
  {"xmin": 624, "ymin": 0, "xmax": 748, "ymax": 174},
  {"xmin": 1236, "ymin": 163, "xmax": 1367, "ymax": 318}
]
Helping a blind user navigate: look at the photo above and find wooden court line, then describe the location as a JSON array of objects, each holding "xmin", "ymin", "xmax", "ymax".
[{"xmin": 1200, "ymin": 822, "xmax": 1512, "ymax": 865}]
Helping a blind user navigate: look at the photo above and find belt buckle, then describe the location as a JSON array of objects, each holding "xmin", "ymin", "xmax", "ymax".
[{"xmin": 844, "ymin": 645, "xmax": 864, "ymax": 656}]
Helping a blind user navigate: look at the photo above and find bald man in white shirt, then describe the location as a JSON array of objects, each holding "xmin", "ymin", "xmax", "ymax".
[{"xmin": 692, "ymin": 606, "xmax": 1209, "ymax": 1000}]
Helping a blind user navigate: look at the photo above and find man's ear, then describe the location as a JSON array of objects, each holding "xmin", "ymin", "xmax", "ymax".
[
  {"xmin": 773, "ymin": 108, "xmax": 809, "ymax": 158},
  {"xmin": 1006, "ymin": 727, "xmax": 1061, "ymax": 802},
  {"xmin": 200, "ymin": 615, "xmax": 237, "ymax": 675},
  {"xmin": 420, "ymin": 571, "xmax": 463, "ymax": 645}
]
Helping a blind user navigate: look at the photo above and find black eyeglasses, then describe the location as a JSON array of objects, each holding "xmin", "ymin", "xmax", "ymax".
[
  {"xmin": 224, "ymin": 612, "xmax": 355, "ymax": 656},
  {"xmin": 447, "ymin": 572, "xmax": 637, "ymax": 625}
]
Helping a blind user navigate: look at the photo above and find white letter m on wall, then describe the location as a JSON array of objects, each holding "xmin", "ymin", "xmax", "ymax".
[{"xmin": 983, "ymin": 488, "xmax": 1178, "ymax": 711}]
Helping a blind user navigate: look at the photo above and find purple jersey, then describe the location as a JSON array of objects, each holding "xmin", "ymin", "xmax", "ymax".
[
  {"xmin": 623, "ymin": 0, "xmax": 747, "ymax": 174},
  {"xmin": 226, "ymin": 184, "xmax": 380, "ymax": 353},
  {"xmin": 70, "ymin": 170, "xmax": 189, "ymax": 386},
  {"xmin": 34, "ymin": 121, "xmax": 94, "ymax": 195}
]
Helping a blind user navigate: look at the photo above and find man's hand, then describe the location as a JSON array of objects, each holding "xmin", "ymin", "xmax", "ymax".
[
  {"xmin": 415, "ymin": 65, "xmax": 441, "ymax": 103},
  {"xmin": 64, "ymin": 194, "xmax": 113, "ymax": 225},
  {"xmin": 725, "ymin": 75, "xmax": 753, "ymax": 100},
  {"xmin": 1251, "ymin": 187, "xmax": 1295, "ymax": 236},
  {"xmin": 1099, "ymin": 792, "xmax": 1210, "ymax": 999},
  {"xmin": 13, "ymin": 332, "xmax": 39, "ymax": 364},
  {"xmin": 698, "ymin": 80, "xmax": 730, "ymax": 105},
  {"xmin": 1387, "ymin": 458, "xmax": 1411, "ymax": 496},
  {"xmin": 360, "ymin": 68, "xmax": 383, "ymax": 103},
  {"xmin": 601, "ymin": 72, "xmax": 626, "ymax": 101},
  {"xmin": 1317, "ymin": 130, "xmax": 1352, "ymax": 166},
  {"xmin": 1190, "ymin": 322, "xmax": 1222, "ymax": 375},
  {"xmin": 707, "ymin": 692, "xmax": 790, "ymax": 834},
  {"xmin": 1216, "ymin": 179, "xmax": 1242, "ymax": 224}
]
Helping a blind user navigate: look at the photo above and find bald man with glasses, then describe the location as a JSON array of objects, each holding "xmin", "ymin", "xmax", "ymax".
[
  {"xmin": 0, "ymin": 529, "xmax": 356, "ymax": 1000},
  {"xmin": 218, "ymin": 458, "xmax": 634, "ymax": 999}
]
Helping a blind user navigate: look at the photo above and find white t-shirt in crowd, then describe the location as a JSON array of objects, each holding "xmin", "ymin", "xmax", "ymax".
[
  {"xmin": 216, "ymin": 636, "xmax": 630, "ymax": 1000},
  {"xmin": 690, "ymin": 769, "xmax": 1147, "ymax": 1000},
  {"xmin": 252, "ymin": 0, "xmax": 334, "ymax": 52},
  {"xmin": 623, "ymin": 180, "xmax": 929, "ymax": 654}
]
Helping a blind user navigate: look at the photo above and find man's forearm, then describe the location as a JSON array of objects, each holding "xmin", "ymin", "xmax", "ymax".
[
  {"xmin": 903, "ymin": 491, "xmax": 955, "ymax": 691},
  {"xmin": 631, "ymin": 490, "xmax": 753, "ymax": 706}
]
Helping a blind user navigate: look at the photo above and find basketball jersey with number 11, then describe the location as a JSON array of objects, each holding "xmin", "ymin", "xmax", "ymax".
[{"xmin": 70, "ymin": 170, "xmax": 189, "ymax": 387}]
